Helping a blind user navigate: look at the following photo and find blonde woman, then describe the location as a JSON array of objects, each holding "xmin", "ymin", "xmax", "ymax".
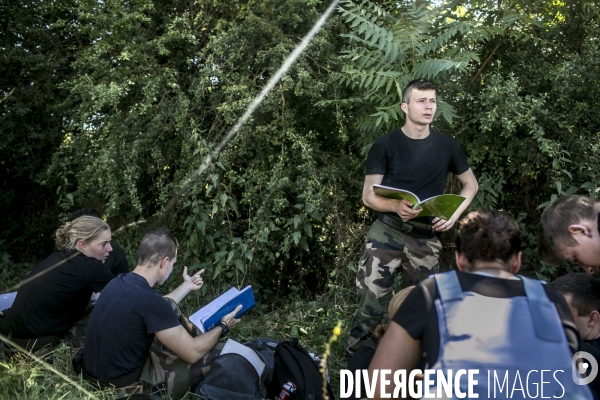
[{"xmin": 0, "ymin": 216, "xmax": 114, "ymax": 350}]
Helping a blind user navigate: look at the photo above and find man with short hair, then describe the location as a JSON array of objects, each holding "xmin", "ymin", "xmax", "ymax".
[
  {"xmin": 538, "ymin": 195, "xmax": 600, "ymax": 272},
  {"xmin": 549, "ymin": 273, "xmax": 600, "ymax": 398},
  {"xmin": 347, "ymin": 78, "xmax": 479, "ymax": 354},
  {"xmin": 82, "ymin": 228, "xmax": 241, "ymax": 397}
]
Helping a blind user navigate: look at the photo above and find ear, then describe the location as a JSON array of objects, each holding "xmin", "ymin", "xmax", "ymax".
[
  {"xmin": 568, "ymin": 224, "xmax": 593, "ymax": 237},
  {"xmin": 510, "ymin": 252, "xmax": 522, "ymax": 274},
  {"xmin": 588, "ymin": 310, "xmax": 600, "ymax": 327},
  {"xmin": 76, "ymin": 240, "xmax": 87, "ymax": 252},
  {"xmin": 455, "ymin": 251, "xmax": 467, "ymax": 272},
  {"xmin": 401, "ymin": 102, "xmax": 408, "ymax": 114},
  {"xmin": 158, "ymin": 256, "xmax": 169, "ymax": 270}
]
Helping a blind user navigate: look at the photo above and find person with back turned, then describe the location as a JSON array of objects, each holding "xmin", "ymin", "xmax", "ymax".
[
  {"xmin": 369, "ymin": 210, "xmax": 592, "ymax": 399},
  {"xmin": 81, "ymin": 228, "xmax": 242, "ymax": 398}
]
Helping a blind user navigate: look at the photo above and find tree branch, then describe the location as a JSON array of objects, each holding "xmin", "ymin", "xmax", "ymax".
[
  {"xmin": 471, "ymin": 42, "xmax": 501, "ymax": 85},
  {"xmin": 0, "ymin": 87, "xmax": 15, "ymax": 105}
]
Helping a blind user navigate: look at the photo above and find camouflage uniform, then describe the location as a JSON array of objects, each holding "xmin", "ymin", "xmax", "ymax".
[
  {"xmin": 136, "ymin": 297, "xmax": 223, "ymax": 399},
  {"xmin": 347, "ymin": 219, "xmax": 441, "ymax": 355}
]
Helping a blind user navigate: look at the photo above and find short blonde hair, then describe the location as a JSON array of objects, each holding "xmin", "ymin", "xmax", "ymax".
[{"xmin": 55, "ymin": 216, "xmax": 110, "ymax": 251}]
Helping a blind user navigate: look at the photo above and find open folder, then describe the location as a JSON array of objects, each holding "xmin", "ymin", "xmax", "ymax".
[
  {"xmin": 0, "ymin": 292, "xmax": 17, "ymax": 311},
  {"xmin": 189, "ymin": 286, "xmax": 255, "ymax": 333}
]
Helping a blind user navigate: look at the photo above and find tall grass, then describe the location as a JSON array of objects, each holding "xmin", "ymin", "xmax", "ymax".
[{"xmin": 0, "ymin": 279, "xmax": 355, "ymax": 399}]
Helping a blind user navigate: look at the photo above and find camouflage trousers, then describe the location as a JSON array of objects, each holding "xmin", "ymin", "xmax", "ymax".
[
  {"xmin": 136, "ymin": 297, "xmax": 223, "ymax": 399},
  {"xmin": 346, "ymin": 220, "xmax": 441, "ymax": 355}
]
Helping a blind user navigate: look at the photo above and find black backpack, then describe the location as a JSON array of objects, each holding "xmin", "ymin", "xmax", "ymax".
[
  {"xmin": 268, "ymin": 338, "xmax": 335, "ymax": 400},
  {"xmin": 195, "ymin": 338, "xmax": 277, "ymax": 400}
]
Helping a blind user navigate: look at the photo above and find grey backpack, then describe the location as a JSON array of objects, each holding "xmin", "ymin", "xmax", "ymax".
[{"xmin": 195, "ymin": 338, "xmax": 277, "ymax": 400}]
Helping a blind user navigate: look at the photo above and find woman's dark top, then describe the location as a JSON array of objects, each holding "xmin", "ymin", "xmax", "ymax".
[{"xmin": 0, "ymin": 250, "xmax": 114, "ymax": 339}]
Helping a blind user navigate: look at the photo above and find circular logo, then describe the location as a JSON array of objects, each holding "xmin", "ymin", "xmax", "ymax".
[{"xmin": 572, "ymin": 351, "xmax": 599, "ymax": 385}]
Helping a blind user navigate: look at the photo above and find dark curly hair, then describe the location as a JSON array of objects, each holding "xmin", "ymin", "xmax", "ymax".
[{"xmin": 455, "ymin": 210, "xmax": 522, "ymax": 268}]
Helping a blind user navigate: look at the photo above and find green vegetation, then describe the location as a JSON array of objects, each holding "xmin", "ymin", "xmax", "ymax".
[{"xmin": 1, "ymin": 0, "xmax": 600, "ymax": 397}]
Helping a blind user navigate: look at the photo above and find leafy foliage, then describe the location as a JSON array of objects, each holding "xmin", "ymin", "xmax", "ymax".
[
  {"xmin": 0, "ymin": 0, "xmax": 84, "ymax": 262},
  {"xmin": 323, "ymin": 0, "xmax": 546, "ymax": 144},
  {"xmin": 330, "ymin": 0, "xmax": 600, "ymax": 279},
  {"xmin": 38, "ymin": 0, "xmax": 365, "ymax": 297}
]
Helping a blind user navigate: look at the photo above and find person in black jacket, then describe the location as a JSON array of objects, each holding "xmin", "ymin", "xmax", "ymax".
[{"xmin": 0, "ymin": 216, "xmax": 115, "ymax": 351}]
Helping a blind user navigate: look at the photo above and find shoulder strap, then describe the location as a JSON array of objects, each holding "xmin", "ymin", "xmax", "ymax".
[
  {"xmin": 434, "ymin": 271, "xmax": 464, "ymax": 302},
  {"xmin": 221, "ymin": 339, "xmax": 265, "ymax": 377},
  {"xmin": 519, "ymin": 276, "xmax": 563, "ymax": 343}
]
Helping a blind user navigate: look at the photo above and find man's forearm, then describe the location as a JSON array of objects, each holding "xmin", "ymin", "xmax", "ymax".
[
  {"xmin": 157, "ymin": 324, "xmax": 224, "ymax": 364},
  {"xmin": 164, "ymin": 282, "xmax": 193, "ymax": 304},
  {"xmin": 363, "ymin": 191, "xmax": 403, "ymax": 213},
  {"xmin": 188, "ymin": 327, "xmax": 222, "ymax": 363},
  {"xmin": 450, "ymin": 178, "xmax": 479, "ymax": 221}
]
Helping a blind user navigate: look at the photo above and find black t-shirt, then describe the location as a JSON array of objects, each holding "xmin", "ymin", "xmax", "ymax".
[
  {"xmin": 83, "ymin": 272, "xmax": 180, "ymax": 380},
  {"xmin": 581, "ymin": 338, "xmax": 600, "ymax": 399},
  {"xmin": 365, "ymin": 128, "xmax": 470, "ymax": 201},
  {"xmin": 392, "ymin": 271, "xmax": 580, "ymax": 367},
  {"xmin": 103, "ymin": 241, "xmax": 130, "ymax": 276},
  {"xmin": 0, "ymin": 251, "xmax": 114, "ymax": 339}
]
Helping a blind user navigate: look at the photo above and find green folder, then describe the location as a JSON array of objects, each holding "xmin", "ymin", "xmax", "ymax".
[{"xmin": 373, "ymin": 184, "xmax": 466, "ymax": 221}]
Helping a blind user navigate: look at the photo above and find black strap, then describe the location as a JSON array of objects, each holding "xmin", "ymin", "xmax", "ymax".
[{"xmin": 377, "ymin": 213, "xmax": 437, "ymax": 239}]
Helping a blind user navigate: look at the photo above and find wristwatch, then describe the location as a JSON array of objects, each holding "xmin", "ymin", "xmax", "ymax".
[{"xmin": 217, "ymin": 321, "xmax": 229, "ymax": 337}]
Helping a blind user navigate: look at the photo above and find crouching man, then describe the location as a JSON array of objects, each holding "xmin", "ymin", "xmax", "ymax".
[
  {"xmin": 80, "ymin": 228, "xmax": 241, "ymax": 398},
  {"xmin": 538, "ymin": 195, "xmax": 600, "ymax": 273},
  {"xmin": 549, "ymin": 273, "xmax": 600, "ymax": 398}
]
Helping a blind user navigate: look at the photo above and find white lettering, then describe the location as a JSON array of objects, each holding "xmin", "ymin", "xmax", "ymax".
[
  {"xmin": 510, "ymin": 370, "xmax": 525, "ymax": 398},
  {"xmin": 455, "ymin": 369, "xmax": 466, "ymax": 399},
  {"xmin": 380, "ymin": 369, "xmax": 391, "ymax": 398},
  {"xmin": 468, "ymin": 369, "xmax": 479, "ymax": 398},
  {"xmin": 340, "ymin": 370, "xmax": 352, "ymax": 398},
  {"xmin": 355, "ymin": 370, "xmax": 361, "ymax": 398},
  {"xmin": 409, "ymin": 369, "xmax": 423, "ymax": 398},
  {"xmin": 363, "ymin": 369, "xmax": 377, "ymax": 399},
  {"xmin": 437, "ymin": 369, "xmax": 452, "ymax": 398},
  {"xmin": 494, "ymin": 370, "xmax": 509, "ymax": 397},
  {"xmin": 553, "ymin": 370, "xmax": 565, "ymax": 398},
  {"xmin": 527, "ymin": 370, "xmax": 539, "ymax": 398},
  {"xmin": 423, "ymin": 370, "xmax": 435, "ymax": 398},
  {"xmin": 393, "ymin": 370, "xmax": 406, "ymax": 398},
  {"xmin": 541, "ymin": 370, "xmax": 550, "ymax": 398}
]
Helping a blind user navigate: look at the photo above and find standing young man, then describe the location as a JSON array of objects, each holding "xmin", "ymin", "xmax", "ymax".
[
  {"xmin": 538, "ymin": 195, "xmax": 600, "ymax": 273},
  {"xmin": 347, "ymin": 79, "xmax": 478, "ymax": 354}
]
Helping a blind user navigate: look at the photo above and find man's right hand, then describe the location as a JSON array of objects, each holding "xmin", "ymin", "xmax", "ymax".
[
  {"xmin": 394, "ymin": 199, "xmax": 422, "ymax": 221},
  {"xmin": 221, "ymin": 304, "xmax": 243, "ymax": 330}
]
